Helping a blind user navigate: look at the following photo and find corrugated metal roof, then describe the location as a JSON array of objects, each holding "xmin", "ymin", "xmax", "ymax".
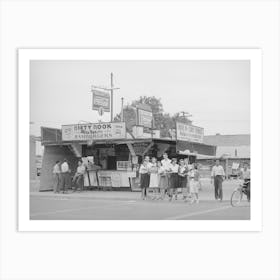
[
  {"xmin": 216, "ymin": 146, "xmax": 250, "ymax": 158},
  {"xmin": 203, "ymin": 134, "xmax": 250, "ymax": 146}
]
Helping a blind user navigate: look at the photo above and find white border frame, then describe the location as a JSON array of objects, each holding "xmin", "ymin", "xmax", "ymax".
[{"xmin": 18, "ymin": 48, "xmax": 262, "ymax": 232}]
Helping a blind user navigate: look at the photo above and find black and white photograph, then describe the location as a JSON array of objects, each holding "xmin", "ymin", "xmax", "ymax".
[
  {"xmin": 2, "ymin": 1, "xmax": 280, "ymax": 280},
  {"xmin": 25, "ymin": 50, "xmax": 257, "ymax": 223}
]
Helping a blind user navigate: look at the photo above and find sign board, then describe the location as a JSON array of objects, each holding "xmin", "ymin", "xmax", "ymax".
[
  {"xmin": 92, "ymin": 90, "xmax": 110, "ymax": 112},
  {"xmin": 176, "ymin": 122, "xmax": 204, "ymax": 143},
  {"xmin": 62, "ymin": 122, "xmax": 126, "ymax": 141},
  {"xmin": 110, "ymin": 173, "xmax": 122, "ymax": 188},
  {"xmin": 232, "ymin": 162, "xmax": 240, "ymax": 169},
  {"xmin": 138, "ymin": 109, "xmax": 153, "ymax": 128}
]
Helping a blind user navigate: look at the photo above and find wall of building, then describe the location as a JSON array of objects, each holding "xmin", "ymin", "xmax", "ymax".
[
  {"xmin": 30, "ymin": 136, "xmax": 37, "ymax": 180},
  {"xmin": 40, "ymin": 145, "xmax": 78, "ymax": 191},
  {"xmin": 197, "ymin": 157, "xmax": 250, "ymax": 178}
]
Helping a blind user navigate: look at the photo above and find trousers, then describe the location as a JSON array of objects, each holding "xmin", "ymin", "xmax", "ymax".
[{"xmin": 214, "ymin": 175, "xmax": 223, "ymax": 200}]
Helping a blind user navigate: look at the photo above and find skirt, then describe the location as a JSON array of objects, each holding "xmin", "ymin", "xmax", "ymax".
[
  {"xmin": 149, "ymin": 173, "xmax": 159, "ymax": 188},
  {"xmin": 158, "ymin": 174, "xmax": 169, "ymax": 189},
  {"xmin": 190, "ymin": 179, "xmax": 199, "ymax": 193},
  {"xmin": 140, "ymin": 173, "xmax": 150, "ymax": 189},
  {"xmin": 169, "ymin": 173, "xmax": 179, "ymax": 189},
  {"xmin": 178, "ymin": 175, "xmax": 187, "ymax": 189}
]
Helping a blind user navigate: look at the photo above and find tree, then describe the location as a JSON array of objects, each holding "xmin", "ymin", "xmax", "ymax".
[{"xmin": 114, "ymin": 95, "xmax": 193, "ymax": 137}]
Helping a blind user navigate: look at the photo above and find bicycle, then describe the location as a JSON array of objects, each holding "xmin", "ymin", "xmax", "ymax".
[{"xmin": 230, "ymin": 180, "xmax": 250, "ymax": 207}]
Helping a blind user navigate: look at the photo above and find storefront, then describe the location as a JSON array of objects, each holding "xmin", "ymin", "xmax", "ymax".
[{"xmin": 39, "ymin": 123, "xmax": 216, "ymax": 191}]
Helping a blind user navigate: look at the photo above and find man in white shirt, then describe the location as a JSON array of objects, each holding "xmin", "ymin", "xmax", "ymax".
[
  {"xmin": 161, "ymin": 152, "xmax": 172, "ymax": 190},
  {"xmin": 60, "ymin": 159, "xmax": 71, "ymax": 193},
  {"xmin": 52, "ymin": 160, "xmax": 61, "ymax": 193},
  {"xmin": 211, "ymin": 160, "xmax": 225, "ymax": 201}
]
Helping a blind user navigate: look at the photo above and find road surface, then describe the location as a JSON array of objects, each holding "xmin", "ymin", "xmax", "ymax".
[{"xmin": 30, "ymin": 179, "xmax": 250, "ymax": 220}]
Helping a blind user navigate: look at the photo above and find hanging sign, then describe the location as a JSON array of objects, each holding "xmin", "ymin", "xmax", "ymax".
[{"xmin": 92, "ymin": 90, "xmax": 110, "ymax": 112}]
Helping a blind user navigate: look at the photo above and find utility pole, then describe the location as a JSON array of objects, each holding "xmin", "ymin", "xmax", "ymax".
[
  {"xmin": 180, "ymin": 111, "xmax": 192, "ymax": 123},
  {"xmin": 121, "ymin": 97, "xmax": 124, "ymax": 122},
  {"xmin": 110, "ymin": 73, "xmax": 114, "ymax": 122}
]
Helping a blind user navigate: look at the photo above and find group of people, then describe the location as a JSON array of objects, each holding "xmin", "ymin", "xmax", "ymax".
[
  {"xmin": 52, "ymin": 159, "xmax": 86, "ymax": 193},
  {"xmin": 139, "ymin": 153, "xmax": 201, "ymax": 203},
  {"xmin": 52, "ymin": 154, "xmax": 250, "ymax": 202}
]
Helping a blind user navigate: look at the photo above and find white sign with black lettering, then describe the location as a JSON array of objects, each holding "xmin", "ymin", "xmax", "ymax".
[
  {"xmin": 176, "ymin": 122, "xmax": 204, "ymax": 143},
  {"xmin": 62, "ymin": 122, "xmax": 126, "ymax": 141}
]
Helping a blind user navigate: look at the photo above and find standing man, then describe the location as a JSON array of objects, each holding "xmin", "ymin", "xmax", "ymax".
[
  {"xmin": 161, "ymin": 152, "xmax": 172, "ymax": 190},
  {"xmin": 53, "ymin": 160, "xmax": 61, "ymax": 193},
  {"xmin": 211, "ymin": 160, "xmax": 225, "ymax": 201},
  {"xmin": 61, "ymin": 159, "xmax": 71, "ymax": 194}
]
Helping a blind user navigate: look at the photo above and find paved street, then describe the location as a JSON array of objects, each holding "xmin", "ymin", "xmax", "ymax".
[{"xmin": 30, "ymin": 179, "xmax": 250, "ymax": 220}]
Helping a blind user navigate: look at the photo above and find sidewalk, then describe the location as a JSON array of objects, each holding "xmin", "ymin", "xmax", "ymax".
[
  {"xmin": 30, "ymin": 190, "xmax": 140, "ymax": 201},
  {"xmin": 30, "ymin": 179, "xmax": 239, "ymax": 201}
]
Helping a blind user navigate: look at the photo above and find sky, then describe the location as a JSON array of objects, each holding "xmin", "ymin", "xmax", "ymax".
[{"xmin": 30, "ymin": 60, "xmax": 250, "ymax": 138}]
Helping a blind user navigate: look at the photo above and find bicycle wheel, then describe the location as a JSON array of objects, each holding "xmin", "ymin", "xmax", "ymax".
[{"xmin": 231, "ymin": 189, "xmax": 243, "ymax": 207}]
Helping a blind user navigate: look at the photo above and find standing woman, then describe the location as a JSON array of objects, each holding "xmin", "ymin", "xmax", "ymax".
[
  {"xmin": 178, "ymin": 159, "xmax": 188, "ymax": 202},
  {"xmin": 149, "ymin": 157, "xmax": 159, "ymax": 200},
  {"xmin": 139, "ymin": 156, "xmax": 151, "ymax": 200},
  {"xmin": 169, "ymin": 158, "xmax": 179, "ymax": 201},
  {"xmin": 158, "ymin": 161, "xmax": 168, "ymax": 200}
]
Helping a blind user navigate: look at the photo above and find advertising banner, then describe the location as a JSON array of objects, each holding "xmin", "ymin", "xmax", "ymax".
[
  {"xmin": 176, "ymin": 122, "xmax": 204, "ymax": 143},
  {"xmin": 62, "ymin": 122, "xmax": 126, "ymax": 141},
  {"xmin": 92, "ymin": 90, "xmax": 110, "ymax": 112}
]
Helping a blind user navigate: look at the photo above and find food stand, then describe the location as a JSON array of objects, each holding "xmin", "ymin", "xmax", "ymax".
[{"xmin": 39, "ymin": 122, "xmax": 216, "ymax": 191}]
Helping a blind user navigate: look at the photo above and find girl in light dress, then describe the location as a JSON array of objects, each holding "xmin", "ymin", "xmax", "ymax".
[
  {"xmin": 189, "ymin": 164, "xmax": 201, "ymax": 203},
  {"xmin": 149, "ymin": 157, "xmax": 159, "ymax": 199}
]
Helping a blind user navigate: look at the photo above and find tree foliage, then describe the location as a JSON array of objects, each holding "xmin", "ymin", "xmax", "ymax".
[{"xmin": 114, "ymin": 95, "xmax": 192, "ymax": 137}]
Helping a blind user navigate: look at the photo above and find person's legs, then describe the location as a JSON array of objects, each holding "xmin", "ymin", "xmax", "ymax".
[
  {"xmin": 64, "ymin": 173, "xmax": 70, "ymax": 193},
  {"xmin": 218, "ymin": 177, "xmax": 223, "ymax": 200},
  {"xmin": 195, "ymin": 191, "xmax": 199, "ymax": 203},
  {"xmin": 214, "ymin": 177, "xmax": 219, "ymax": 200},
  {"xmin": 141, "ymin": 188, "xmax": 145, "ymax": 199},
  {"xmin": 160, "ymin": 188, "xmax": 165, "ymax": 199},
  {"xmin": 53, "ymin": 174, "xmax": 59, "ymax": 193},
  {"xmin": 168, "ymin": 188, "xmax": 173, "ymax": 201},
  {"xmin": 190, "ymin": 192, "xmax": 195, "ymax": 203},
  {"xmin": 76, "ymin": 175, "xmax": 83, "ymax": 191},
  {"xmin": 60, "ymin": 173, "xmax": 65, "ymax": 193},
  {"xmin": 174, "ymin": 188, "xmax": 178, "ymax": 200}
]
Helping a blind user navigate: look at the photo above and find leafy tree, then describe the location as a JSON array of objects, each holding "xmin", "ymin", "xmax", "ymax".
[{"xmin": 114, "ymin": 95, "xmax": 192, "ymax": 137}]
